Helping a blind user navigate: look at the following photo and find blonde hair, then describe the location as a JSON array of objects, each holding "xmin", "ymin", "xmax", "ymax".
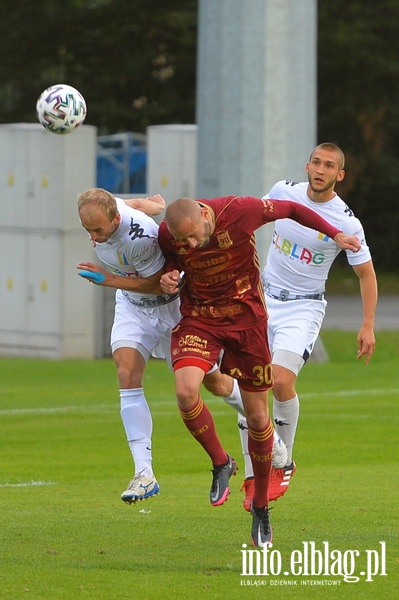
[{"xmin": 77, "ymin": 188, "xmax": 117, "ymax": 220}]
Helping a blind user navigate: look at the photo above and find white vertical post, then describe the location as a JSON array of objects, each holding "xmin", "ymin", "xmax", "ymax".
[{"xmin": 196, "ymin": 0, "xmax": 317, "ymax": 265}]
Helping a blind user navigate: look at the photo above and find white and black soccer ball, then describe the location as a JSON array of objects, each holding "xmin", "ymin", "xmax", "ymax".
[{"xmin": 36, "ymin": 84, "xmax": 87, "ymax": 134}]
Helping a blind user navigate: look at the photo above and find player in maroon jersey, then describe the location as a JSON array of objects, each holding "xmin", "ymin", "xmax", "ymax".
[{"xmin": 158, "ymin": 195, "xmax": 360, "ymax": 547}]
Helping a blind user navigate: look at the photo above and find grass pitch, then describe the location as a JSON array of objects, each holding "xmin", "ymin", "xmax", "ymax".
[{"xmin": 0, "ymin": 331, "xmax": 398, "ymax": 599}]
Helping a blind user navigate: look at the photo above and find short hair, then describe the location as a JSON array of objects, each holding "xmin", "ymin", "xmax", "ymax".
[
  {"xmin": 77, "ymin": 188, "xmax": 117, "ymax": 220},
  {"xmin": 165, "ymin": 197, "xmax": 200, "ymax": 230},
  {"xmin": 310, "ymin": 143, "xmax": 345, "ymax": 170}
]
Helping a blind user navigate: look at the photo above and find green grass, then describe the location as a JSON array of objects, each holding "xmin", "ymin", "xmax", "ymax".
[{"xmin": 0, "ymin": 332, "xmax": 398, "ymax": 599}]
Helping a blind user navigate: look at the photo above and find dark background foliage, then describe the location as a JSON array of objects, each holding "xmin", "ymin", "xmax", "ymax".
[
  {"xmin": 0, "ymin": 0, "xmax": 398, "ymax": 270},
  {"xmin": 0, "ymin": 0, "xmax": 198, "ymax": 132},
  {"xmin": 318, "ymin": 1, "xmax": 399, "ymax": 271}
]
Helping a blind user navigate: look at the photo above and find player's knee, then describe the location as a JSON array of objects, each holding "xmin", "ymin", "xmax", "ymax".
[
  {"xmin": 203, "ymin": 374, "xmax": 231, "ymax": 397},
  {"xmin": 246, "ymin": 411, "xmax": 269, "ymax": 431},
  {"xmin": 175, "ymin": 382, "xmax": 201, "ymax": 408},
  {"xmin": 116, "ymin": 364, "xmax": 142, "ymax": 389},
  {"xmin": 272, "ymin": 375, "xmax": 296, "ymax": 401}
]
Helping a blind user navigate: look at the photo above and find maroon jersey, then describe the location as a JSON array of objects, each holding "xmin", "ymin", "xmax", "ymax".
[{"xmin": 158, "ymin": 196, "xmax": 341, "ymax": 330}]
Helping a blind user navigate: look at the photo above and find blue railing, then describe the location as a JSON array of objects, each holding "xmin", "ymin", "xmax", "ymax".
[{"xmin": 97, "ymin": 132, "xmax": 146, "ymax": 194}]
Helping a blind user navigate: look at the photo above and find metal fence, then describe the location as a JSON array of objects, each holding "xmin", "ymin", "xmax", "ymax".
[{"xmin": 96, "ymin": 132, "xmax": 147, "ymax": 194}]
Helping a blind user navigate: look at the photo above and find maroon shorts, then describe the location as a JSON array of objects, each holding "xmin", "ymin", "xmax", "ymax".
[{"xmin": 170, "ymin": 317, "xmax": 273, "ymax": 392}]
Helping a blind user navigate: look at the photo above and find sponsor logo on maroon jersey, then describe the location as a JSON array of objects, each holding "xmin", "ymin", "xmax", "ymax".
[
  {"xmin": 216, "ymin": 230, "xmax": 233, "ymax": 248},
  {"xmin": 262, "ymin": 199, "xmax": 274, "ymax": 213}
]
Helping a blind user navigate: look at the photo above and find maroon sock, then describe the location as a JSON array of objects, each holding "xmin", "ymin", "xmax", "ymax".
[
  {"xmin": 248, "ymin": 419, "xmax": 274, "ymax": 507},
  {"xmin": 180, "ymin": 396, "xmax": 228, "ymax": 466}
]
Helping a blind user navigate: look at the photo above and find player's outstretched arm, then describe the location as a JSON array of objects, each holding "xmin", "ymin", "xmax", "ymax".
[
  {"xmin": 353, "ymin": 261, "xmax": 378, "ymax": 364},
  {"xmin": 268, "ymin": 199, "xmax": 361, "ymax": 251},
  {"xmin": 77, "ymin": 261, "xmax": 165, "ymax": 295},
  {"xmin": 124, "ymin": 194, "xmax": 166, "ymax": 215},
  {"xmin": 333, "ymin": 232, "xmax": 361, "ymax": 252},
  {"xmin": 77, "ymin": 262, "xmax": 108, "ymax": 284}
]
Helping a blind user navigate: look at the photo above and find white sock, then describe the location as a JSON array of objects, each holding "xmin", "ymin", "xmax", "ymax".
[
  {"xmin": 222, "ymin": 378, "xmax": 245, "ymax": 416},
  {"xmin": 237, "ymin": 413, "xmax": 254, "ymax": 479},
  {"xmin": 273, "ymin": 395, "xmax": 300, "ymax": 465},
  {"xmin": 120, "ymin": 388, "xmax": 154, "ymax": 478},
  {"xmin": 224, "ymin": 381, "xmax": 253, "ymax": 477}
]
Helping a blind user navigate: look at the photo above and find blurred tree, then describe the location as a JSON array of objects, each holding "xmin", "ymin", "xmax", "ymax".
[
  {"xmin": 0, "ymin": 0, "xmax": 197, "ymax": 133},
  {"xmin": 0, "ymin": 0, "xmax": 397, "ymax": 269},
  {"xmin": 318, "ymin": 0, "xmax": 399, "ymax": 270}
]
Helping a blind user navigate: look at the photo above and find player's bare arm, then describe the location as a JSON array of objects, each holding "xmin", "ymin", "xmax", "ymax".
[
  {"xmin": 333, "ymin": 232, "xmax": 361, "ymax": 252},
  {"xmin": 160, "ymin": 270, "xmax": 181, "ymax": 294},
  {"xmin": 353, "ymin": 261, "xmax": 378, "ymax": 364},
  {"xmin": 77, "ymin": 261, "xmax": 165, "ymax": 295},
  {"xmin": 124, "ymin": 194, "xmax": 166, "ymax": 215}
]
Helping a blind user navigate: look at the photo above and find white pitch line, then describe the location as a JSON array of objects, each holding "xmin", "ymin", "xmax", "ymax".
[
  {"xmin": 0, "ymin": 481, "xmax": 56, "ymax": 488},
  {"xmin": 203, "ymin": 388, "xmax": 399, "ymax": 402},
  {"xmin": 299, "ymin": 388, "xmax": 399, "ymax": 398},
  {"xmin": 0, "ymin": 404, "xmax": 114, "ymax": 416},
  {"xmin": 1, "ymin": 389, "xmax": 397, "ymax": 417}
]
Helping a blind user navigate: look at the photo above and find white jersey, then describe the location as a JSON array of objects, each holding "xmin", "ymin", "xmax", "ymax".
[
  {"xmin": 262, "ymin": 180, "xmax": 372, "ymax": 295},
  {"xmin": 93, "ymin": 197, "xmax": 167, "ymax": 304}
]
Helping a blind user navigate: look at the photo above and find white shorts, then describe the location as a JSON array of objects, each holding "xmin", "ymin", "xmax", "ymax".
[
  {"xmin": 266, "ymin": 296, "xmax": 327, "ymax": 374},
  {"xmin": 110, "ymin": 289, "xmax": 181, "ymax": 367}
]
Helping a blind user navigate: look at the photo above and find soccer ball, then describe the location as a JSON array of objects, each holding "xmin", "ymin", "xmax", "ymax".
[{"xmin": 36, "ymin": 84, "xmax": 87, "ymax": 134}]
